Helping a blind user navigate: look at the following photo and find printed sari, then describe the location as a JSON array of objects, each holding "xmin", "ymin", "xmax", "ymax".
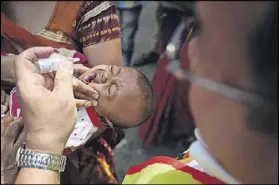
[{"xmin": 1, "ymin": 1, "xmax": 123, "ymax": 184}]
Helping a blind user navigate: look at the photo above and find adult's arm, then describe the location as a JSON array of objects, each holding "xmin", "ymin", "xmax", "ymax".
[
  {"xmin": 13, "ymin": 47, "xmax": 77, "ymax": 184},
  {"xmin": 15, "ymin": 169, "xmax": 60, "ymax": 184},
  {"xmin": 83, "ymin": 39, "xmax": 122, "ymax": 67},
  {"xmin": 1, "ymin": 55, "xmax": 16, "ymax": 84},
  {"xmin": 76, "ymin": 1, "xmax": 122, "ymax": 67}
]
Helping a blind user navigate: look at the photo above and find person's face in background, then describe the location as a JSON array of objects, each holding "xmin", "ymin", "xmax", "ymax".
[{"xmin": 188, "ymin": 2, "xmax": 277, "ymax": 184}]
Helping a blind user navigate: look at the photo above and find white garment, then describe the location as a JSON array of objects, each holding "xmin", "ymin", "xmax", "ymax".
[
  {"xmin": 65, "ymin": 108, "xmax": 99, "ymax": 149},
  {"xmin": 188, "ymin": 129, "xmax": 241, "ymax": 184}
]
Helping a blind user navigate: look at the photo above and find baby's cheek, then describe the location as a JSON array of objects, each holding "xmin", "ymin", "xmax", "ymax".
[{"xmin": 94, "ymin": 97, "xmax": 110, "ymax": 116}]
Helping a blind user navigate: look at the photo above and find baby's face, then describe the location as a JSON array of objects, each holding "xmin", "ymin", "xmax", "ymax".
[{"xmin": 79, "ymin": 65, "xmax": 142, "ymax": 127}]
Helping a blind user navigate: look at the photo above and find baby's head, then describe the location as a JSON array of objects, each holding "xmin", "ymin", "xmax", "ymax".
[{"xmin": 79, "ymin": 65, "xmax": 154, "ymax": 128}]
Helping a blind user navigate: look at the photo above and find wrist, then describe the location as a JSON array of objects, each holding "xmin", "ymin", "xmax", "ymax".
[
  {"xmin": 25, "ymin": 133, "xmax": 67, "ymax": 155},
  {"xmin": 26, "ymin": 142, "xmax": 64, "ymax": 156}
]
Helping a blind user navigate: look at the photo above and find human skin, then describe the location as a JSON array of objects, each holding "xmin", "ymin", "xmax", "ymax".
[{"xmin": 188, "ymin": 2, "xmax": 278, "ymax": 184}]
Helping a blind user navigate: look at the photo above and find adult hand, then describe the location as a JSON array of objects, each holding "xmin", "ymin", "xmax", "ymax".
[
  {"xmin": 73, "ymin": 64, "xmax": 99, "ymax": 107},
  {"xmin": 78, "ymin": 64, "xmax": 110, "ymax": 83},
  {"xmin": 1, "ymin": 116, "xmax": 25, "ymax": 184},
  {"xmin": 46, "ymin": 54, "xmax": 99, "ymax": 107},
  {"xmin": 15, "ymin": 47, "xmax": 76, "ymax": 155}
]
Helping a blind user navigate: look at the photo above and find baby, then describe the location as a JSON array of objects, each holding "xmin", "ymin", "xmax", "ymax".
[{"xmin": 9, "ymin": 52, "xmax": 154, "ymax": 153}]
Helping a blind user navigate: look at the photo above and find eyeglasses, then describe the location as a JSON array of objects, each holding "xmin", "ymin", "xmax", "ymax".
[{"xmin": 165, "ymin": 18, "xmax": 277, "ymax": 112}]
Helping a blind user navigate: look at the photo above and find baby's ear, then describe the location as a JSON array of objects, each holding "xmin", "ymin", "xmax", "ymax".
[{"xmin": 103, "ymin": 117, "xmax": 114, "ymax": 128}]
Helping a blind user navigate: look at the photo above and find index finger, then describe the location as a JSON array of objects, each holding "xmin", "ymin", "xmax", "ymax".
[
  {"xmin": 77, "ymin": 65, "xmax": 107, "ymax": 80},
  {"xmin": 15, "ymin": 47, "xmax": 56, "ymax": 84},
  {"xmin": 73, "ymin": 64, "xmax": 91, "ymax": 74},
  {"xmin": 73, "ymin": 77, "xmax": 99, "ymax": 99}
]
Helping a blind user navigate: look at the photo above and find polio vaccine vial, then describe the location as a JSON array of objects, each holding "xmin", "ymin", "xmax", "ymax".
[{"xmin": 36, "ymin": 57, "xmax": 80, "ymax": 74}]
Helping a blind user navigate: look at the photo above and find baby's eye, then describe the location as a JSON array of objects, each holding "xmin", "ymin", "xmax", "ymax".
[
  {"xmin": 107, "ymin": 85, "xmax": 111, "ymax": 96},
  {"xmin": 107, "ymin": 84, "xmax": 117, "ymax": 97}
]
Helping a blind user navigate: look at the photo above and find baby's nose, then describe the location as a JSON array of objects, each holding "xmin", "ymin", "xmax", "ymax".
[{"xmin": 101, "ymin": 72, "xmax": 115, "ymax": 84}]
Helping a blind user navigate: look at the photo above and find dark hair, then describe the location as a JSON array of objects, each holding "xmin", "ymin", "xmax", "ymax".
[
  {"xmin": 112, "ymin": 70, "xmax": 154, "ymax": 128},
  {"xmin": 247, "ymin": 2, "xmax": 278, "ymax": 138},
  {"xmin": 135, "ymin": 70, "xmax": 155, "ymax": 127}
]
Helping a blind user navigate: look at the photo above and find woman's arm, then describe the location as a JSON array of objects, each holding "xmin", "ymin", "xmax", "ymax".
[
  {"xmin": 76, "ymin": 1, "xmax": 122, "ymax": 67},
  {"xmin": 83, "ymin": 39, "xmax": 122, "ymax": 67},
  {"xmin": 1, "ymin": 55, "xmax": 16, "ymax": 84}
]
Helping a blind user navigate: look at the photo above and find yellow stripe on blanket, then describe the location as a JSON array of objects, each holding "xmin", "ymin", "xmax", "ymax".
[{"xmin": 123, "ymin": 163, "xmax": 201, "ymax": 184}]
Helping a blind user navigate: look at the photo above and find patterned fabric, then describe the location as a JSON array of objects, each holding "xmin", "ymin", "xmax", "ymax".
[
  {"xmin": 1, "ymin": 1, "xmax": 123, "ymax": 184},
  {"xmin": 1, "ymin": 1, "xmax": 121, "ymax": 54},
  {"xmin": 76, "ymin": 1, "xmax": 121, "ymax": 47},
  {"xmin": 116, "ymin": 1, "xmax": 142, "ymax": 9}
]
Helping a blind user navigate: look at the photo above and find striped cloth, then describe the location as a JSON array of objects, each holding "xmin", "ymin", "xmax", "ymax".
[
  {"xmin": 122, "ymin": 155, "xmax": 225, "ymax": 184},
  {"xmin": 116, "ymin": 1, "xmax": 142, "ymax": 9}
]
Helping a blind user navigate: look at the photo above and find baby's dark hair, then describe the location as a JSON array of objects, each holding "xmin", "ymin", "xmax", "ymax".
[
  {"xmin": 111, "ymin": 69, "xmax": 154, "ymax": 128},
  {"xmin": 135, "ymin": 70, "xmax": 155, "ymax": 127}
]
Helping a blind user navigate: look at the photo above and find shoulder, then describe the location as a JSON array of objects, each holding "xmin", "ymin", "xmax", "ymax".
[
  {"xmin": 76, "ymin": 1, "xmax": 117, "ymax": 24},
  {"xmin": 75, "ymin": 1, "xmax": 120, "ymax": 47}
]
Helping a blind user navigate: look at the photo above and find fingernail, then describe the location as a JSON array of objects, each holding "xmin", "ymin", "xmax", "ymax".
[
  {"xmin": 92, "ymin": 101, "xmax": 98, "ymax": 107},
  {"xmin": 92, "ymin": 93, "xmax": 99, "ymax": 99},
  {"xmin": 85, "ymin": 101, "xmax": 92, "ymax": 107}
]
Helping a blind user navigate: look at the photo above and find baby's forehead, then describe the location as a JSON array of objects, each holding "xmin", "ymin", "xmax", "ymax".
[
  {"xmin": 120, "ymin": 66, "xmax": 140, "ymax": 81},
  {"xmin": 119, "ymin": 68, "xmax": 142, "ymax": 95}
]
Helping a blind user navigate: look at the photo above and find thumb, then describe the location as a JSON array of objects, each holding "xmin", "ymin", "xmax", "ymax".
[{"xmin": 53, "ymin": 61, "xmax": 74, "ymax": 98}]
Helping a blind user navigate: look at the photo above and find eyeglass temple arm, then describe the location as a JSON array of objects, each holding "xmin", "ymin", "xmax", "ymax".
[{"xmin": 166, "ymin": 17, "xmax": 195, "ymax": 61}]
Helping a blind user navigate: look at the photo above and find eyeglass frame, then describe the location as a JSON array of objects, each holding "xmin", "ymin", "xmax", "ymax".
[{"xmin": 165, "ymin": 18, "xmax": 277, "ymax": 112}]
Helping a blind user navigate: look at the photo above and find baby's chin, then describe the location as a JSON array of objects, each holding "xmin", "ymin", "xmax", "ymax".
[
  {"xmin": 93, "ymin": 105, "xmax": 103, "ymax": 116},
  {"xmin": 112, "ymin": 119, "xmax": 139, "ymax": 128}
]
